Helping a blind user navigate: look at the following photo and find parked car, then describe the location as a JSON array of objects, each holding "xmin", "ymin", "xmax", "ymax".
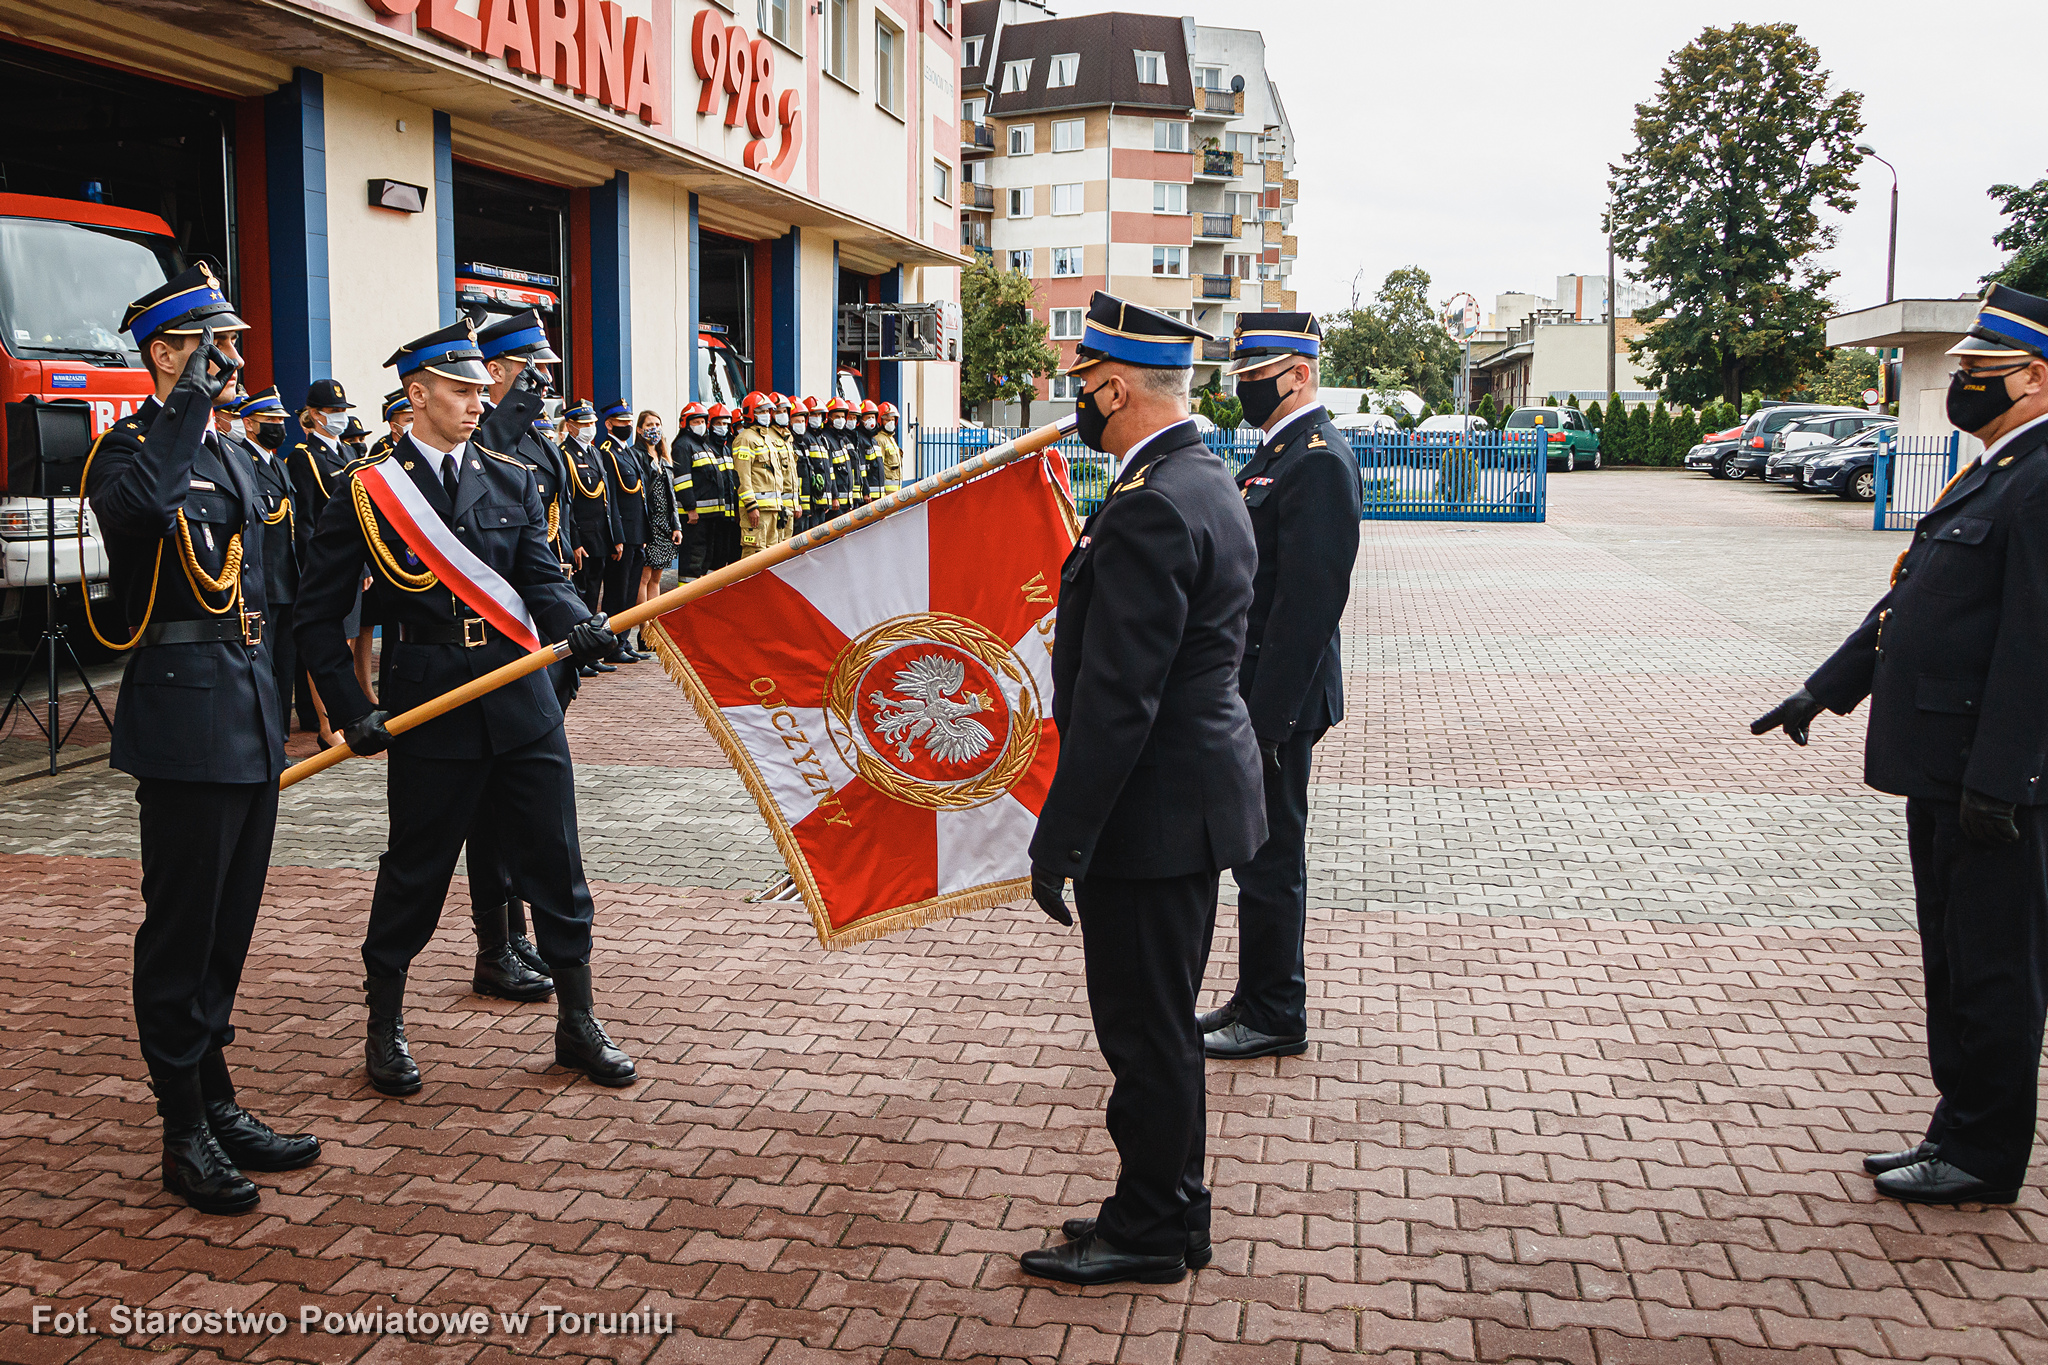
[
  {"xmin": 1502, "ymin": 406, "xmax": 1600, "ymax": 471},
  {"xmin": 1719, "ymin": 403, "xmax": 1868, "ymax": 479},
  {"xmin": 1801, "ymin": 428, "xmax": 1896, "ymax": 501},
  {"xmin": 1772, "ymin": 410, "xmax": 1896, "ymax": 455},
  {"xmin": 1766, "ymin": 420, "xmax": 1897, "ymax": 487},
  {"xmin": 1331, "ymin": 411, "xmax": 1401, "ymax": 436},
  {"xmin": 1684, "ymin": 423, "xmax": 1745, "ymax": 474},
  {"xmin": 1415, "ymin": 414, "xmax": 1490, "ymax": 434}
]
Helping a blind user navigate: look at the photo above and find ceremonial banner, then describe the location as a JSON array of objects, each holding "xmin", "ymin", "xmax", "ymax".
[{"xmin": 648, "ymin": 455, "xmax": 1075, "ymax": 948}]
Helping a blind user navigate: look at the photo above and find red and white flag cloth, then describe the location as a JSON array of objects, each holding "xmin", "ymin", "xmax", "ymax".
[
  {"xmin": 355, "ymin": 453, "xmax": 543, "ymax": 652},
  {"xmin": 648, "ymin": 455, "xmax": 1075, "ymax": 948}
]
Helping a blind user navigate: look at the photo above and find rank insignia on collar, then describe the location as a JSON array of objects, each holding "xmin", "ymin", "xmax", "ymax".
[
  {"xmin": 1999, "ymin": 456, "xmax": 2015, "ymax": 466},
  {"xmin": 1307, "ymin": 434, "xmax": 1327, "ymax": 449}
]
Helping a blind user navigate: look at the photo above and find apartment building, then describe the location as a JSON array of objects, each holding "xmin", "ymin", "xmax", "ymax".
[{"xmin": 957, "ymin": 0, "xmax": 1297, "ymax": 419}]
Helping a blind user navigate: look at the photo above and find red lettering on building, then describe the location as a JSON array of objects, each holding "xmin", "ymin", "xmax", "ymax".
[
  {"xmin": 690, "ymin": 11, "xmax": 726, "ymax": 116},
  {"xmin": 480, "ymin": 0, "xmax": 539, "ymax": 73},
  {"xmin": 687, "ymin": 14, "xmax": 802, "ymax": 184},
  {"xmin": 365, "ymin": 0, "xmax": 422, "ymax": 14},
  {"xmin": 405, "ymin": 0, "xmax": 662, "ymax": 126},
  {"xmin": 623, "ymin": 17, "xmax": 665, "ymax": 126},
  {"xmin": 535, "ymin": 0, "xmax": 580, "ymax": 87},
  {"xmin": 419, "ymin": 0, "xmax": 483, "ymax": 49},
  {"xmin": 579, "ymin": 0, "xmax": 627, "ymax": 108}
]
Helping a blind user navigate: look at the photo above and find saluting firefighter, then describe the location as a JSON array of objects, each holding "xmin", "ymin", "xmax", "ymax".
[
  {"xmin": 1198, "ymin": 315, "xmax": 1362, "ymax": 1061},
  {"xmin": 1755, "ymin": 283, "xmax": 2048, "ymax": 1206},
  {"xmin": 230, "ymin": 386, "xmax": 305, "ymax": 724},
  {"xmin": 596, "ymin": 400, "xmax": 650, "ymax": 662},
  {"xmin": 85, "ymin": 265, "xmax": 319, "ymax": 1216},
  {"xmin": 369, "ymin": 389, "xmax": 412, "ymax": 461},
  {"xmin": 559, "ymin": 400, "xmax": 620, "ymax": 652},
  {"xmin": 874, "ymin": 401, "xmax": 905, "ymax": 496},
  {"xmin": 293, "ymin": 319, "xmax": 632, "ymax": 1095},
  {"xmin": 1024, "ymin": 293, "xmax": 1266, "ymax": 1285}
]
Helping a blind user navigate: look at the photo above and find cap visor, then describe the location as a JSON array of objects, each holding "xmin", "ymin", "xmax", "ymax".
[
  {"xmin": 1061, "ymin": 354, "xmax": 1104, "ymax": 377},
  {"xmin": 422, "ymin": 359, "xmax": 493, "ymax": 384},
  {"xmin": 1947, "ymin": 334, "xmax": 2037, "ymax": 358},
  {"xmin": 161, "ymin": 311, "xmax": 251, "ymax": 334},
  {"xmin": 1222, "ymin": 351, "xmax": 1297, "ymax": 377}
]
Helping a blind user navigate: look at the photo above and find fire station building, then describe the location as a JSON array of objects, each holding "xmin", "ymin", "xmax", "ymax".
[{"xmin": 0, "ymin": 0, "xmax": 965, "ymax": 427}]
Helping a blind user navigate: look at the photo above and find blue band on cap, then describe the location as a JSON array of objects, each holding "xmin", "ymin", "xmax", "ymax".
[
  {"xmin": 394, "ymin": 340, "xmax": 485, "ymax": 375},
  {"xmin": 126, "ymin": 285, "xmax": 227, "ymax": 339},
  {"xmin": 1080, "ymin": 323, "xmax": 1194, "ymax": 367},
  {"xmin": 1232, "ymin": 335, "xmax": 1319, "ymax": 360},
  {"xmin": 600, "ymin": 402, "xmax": 632, "ymax": 419},
  {"xmin": 479, "ymin": 325, "xmax": 551, "ymax": 359},
  {"xmin": 240, "ymin": 395, "xmax": 285, "ymax": 417},
  {"xmin": 382, "ymin": 396, "xmax": 412, "ymax": 419},
  {"xmin": 1976, "ymin": 311, "xmax": 2048, "ymax": 356}
]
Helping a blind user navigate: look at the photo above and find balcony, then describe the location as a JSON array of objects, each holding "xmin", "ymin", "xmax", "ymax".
[
  {"xmin": 1196, "ymin": 149, "xmax": 1242, "ymax": 181},
  {"xmin": 1282, "ymin": 177, "xmax": 1298, "ymax": 205},
  {"xmin": 1263, "ymin": 159, "xmax": 1283, "ymax": 188},
  {"xmin": 1200, "ymin": 337, "xmax": 1232, "ymax": 362},
  {"xmin": 962, "ymin": 182, "xmax": 995, "ymax": 212},
  {"xmin": 961, "ymin": 121, "xmax": 995, "ymax": 153},
  {"xmin": 1192, "ymin": 88, "xmax": 1243, "ymax": 120},
  {"xmin": 1194, "ymin": 212, "xmax": 1240, "ymax": 241},
  {"xmin": 1199, "ymin": 273, "xmax": 1241, "ymax": 301},
  {"xmin": 1280, "ymin": 234, "xmax": 1296, "ymax": 260},
  {"xmin": 1261, "ymin": 220, "xmax": 1281, "ymax": 247}
]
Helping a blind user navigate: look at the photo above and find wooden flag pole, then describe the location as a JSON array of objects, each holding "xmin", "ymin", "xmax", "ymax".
[{"xmin": 279, "ymin": 416, "xmax": 1078, "ymax": 791}]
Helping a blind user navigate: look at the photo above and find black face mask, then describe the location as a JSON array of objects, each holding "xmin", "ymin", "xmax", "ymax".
[
  {"xmin": 1075, "ymin": 379, "xmax": 1117, "ymax": 453},
  {"xmin": 253, "ymin": 424, "xmax": 285, "ymax": 451},
  {"xmin": 1947, "ymin": 364, "xmax": 2025, "ymax": 435},
  {"xmin": 608, "ymin": 422, "xmax": 632, "ymax": 443},
  {"xmin": 1236, "ymin": 366, "xmax": 1298, "ymax": 429}
]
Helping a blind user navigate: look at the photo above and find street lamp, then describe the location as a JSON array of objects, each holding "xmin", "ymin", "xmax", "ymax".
[{"xmin": 1856, "ymin": 144, "xmax": 1898, "ymax": 303}]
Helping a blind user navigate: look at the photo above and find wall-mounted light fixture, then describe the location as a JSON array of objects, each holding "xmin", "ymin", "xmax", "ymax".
[{"xmin": 368, "ymin": 178, "xmax": 428, "ymax": 213}]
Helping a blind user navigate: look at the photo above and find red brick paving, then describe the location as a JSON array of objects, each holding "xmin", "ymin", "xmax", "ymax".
[{"xmin": 3, "ymin": 852, "xmax": 2045, "ymax": 1365}]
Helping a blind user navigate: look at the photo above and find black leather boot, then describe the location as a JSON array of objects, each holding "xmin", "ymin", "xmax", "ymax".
[
  {"xmin": 198, "ymin": 1049, "xmax": 320, "ymax": 1172},
  {"xmin": 503, "ymin": 896, "xmax": 550, "ymax": 978},
  {"xmin": 551, "ymin": 963, "xmax": 637, "ymax": 1086},
  {"xmin": 364, "ymin": 975, "xmax": 423, "ymax": 1096},
  {"xmin": 471, "ymin": 905, "xmax": 554, "ymax": 1001},
  {"xmin": 154, "ymin": 1067, "xmax": 259, "ymax": 1215}
]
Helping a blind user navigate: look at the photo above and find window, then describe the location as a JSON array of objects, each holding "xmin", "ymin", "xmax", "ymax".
[
  {"xmin": 826, "ymin": 0, "xmax": 855, "ymax": 84},
  {"xmin": 1153, "ymin": 120, "xmax": 1187, "ymax": 153},
  {"xmin": 962, "ymin": 98, "xmax": 985, "ymax": 123},
  {"xmin": 961, "ymin": 159, "xmax": 986, "ymax": 185},
  {"xmin": 1001, "ymin": 59, "xmax": 1032, "ymax": 93},
  {"xmin": 933, "ymin": 0, "xmax": 954, "ymax": 30},
  {"xmin": 1006, "ymin": 249, "xmax": 1033, "ymax": 274},
  {"xmin": 963, "ymin": 36, "xmax": 984, "ymax": 67},
  {"xmin": 1226, "ymin": 131, "xmax": 1257, "ymax": 161},
  {"xmin": 1152, "ymin": 246, "xmax": 1185, "ymax": 276},
  {"xmin": 1007, "ymin": 187, "xmax": 1033, "ymax": 217},
  {"xmin": 1225, "ymin": 191, "xmax": 1260, "ymax": 221},
  {"xmin": 1052, "ymin": 183, "xmax": 1083, "ymax": 215},
  {"xmin": 1134, "ymin": 50, "xmax": 1165, "ymax": 84},
  {"xmin": 931, "ymin": 159, "xmax": 951, "ymax": 203},
  {"xmin": 758, "ymin": 0, "xmax": 796, "ymax": 49},
  {"xmin": 875, "ymin": 18, "xmax": 903, "ymax": 113},
  {"xmin": 1224, "ymin": 253, "xmax": 1253, "ymax": 280},
  {"xmin": 1160, "ymin": 308, "xmax": 1189, "ymax": 323},
  {"xmin": 1194, "ymin": 65, "xmax": 1222, "ymax": 90},
  {"xmin": 1152, "ymin": 182, "xmax": 1186, "ymax": 214},
  {"xmin": 1052, "ymin": 246, "xmax": 1083, "ymax": 277},
  {"xmin": 1051, "ymin": 118, "xmax": 1085, "ymax": 152},
  {"xmin": 1008, "ymin": 123, "xmax": 1034, "ymax": 155},
  {"xmin": 1051, "ymin": 374, "xmax": 1085, "ymax": 400},
  {"xmin": 1050, "ymin": 308, "xmax": 1084, "ymax": 340},
  {"xmin": 1049, "ymin": 53, "xmax": 1079, "ymax": 88}
]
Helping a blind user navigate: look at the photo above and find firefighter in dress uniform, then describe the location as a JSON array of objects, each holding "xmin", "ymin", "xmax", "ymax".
[
  {"xmin": 285, "ymin": 378, "xmax": 358, "ymax": 739},
  {"xmin": 369, "ymin": 389, "xmax": 412, "ymax": 462},
  {"xmin": 85, "ymin": 266, "xmax": 318, "ymax": 1216},
  {"xmin": 596, "ymin": 400, "xmax": 649, "ymax": 661},
  {"xmin": 1022, "ymin": 292, "xmax": 1265, "ymax": 1285},
  {"xmin": 230, "ymin": 386, "xmax": 304, "ymax": 725},
  {"xmin": 559, "ymin": 400, "xmax": 620, "ymax": 652},
  {"xmin": 1197, "ymin": 315, "xmax": 1362, "ymax": 1061},
  {"xmin": 294, "ymin": 319, "xmax": 632, "ymax": 1095},
  {"xmin": 1756, "ymin": 283, "xmax": 2048, "ymax": 1206}
]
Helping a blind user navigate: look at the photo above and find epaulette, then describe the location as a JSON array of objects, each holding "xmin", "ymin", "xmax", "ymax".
[
  {"xmin": 479, "ymin": 444, "xmax": 524, "ymax": 467},
  {"xmin": 339, "ymin": 452, "xmax": 381, "ymax": 479}
]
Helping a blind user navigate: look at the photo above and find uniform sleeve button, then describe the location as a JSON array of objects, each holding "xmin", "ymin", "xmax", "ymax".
[{"xmin": 1068, "ymin": 850, "xmax": 1082, "ymax": 862}]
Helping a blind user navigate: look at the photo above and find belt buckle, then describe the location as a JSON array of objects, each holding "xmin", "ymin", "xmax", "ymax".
[
  {"xmin": 240, "ymin": 610, "xmax": 263, "ymax": 648},
  {"xmin": 462, "ymin": 617, "xmax": 488, "ymax": 648}
]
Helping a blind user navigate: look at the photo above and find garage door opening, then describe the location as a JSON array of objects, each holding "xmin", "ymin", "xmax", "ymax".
[
  {"xmin": 696, "ymin": 228, "xmax": 752, "ymax": 405},
  {"xmin": 452, "ymin": 161, "xmax": 570, "ymax": 370}
]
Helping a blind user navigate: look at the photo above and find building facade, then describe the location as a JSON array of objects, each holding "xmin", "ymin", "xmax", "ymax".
[
  {"xmin": 957, "ymin": 0, "xmax": 1295, "ymax": 421},
  {"xmin": 0, "ymin": 0, "xmax": 963, "ymax": 430}
]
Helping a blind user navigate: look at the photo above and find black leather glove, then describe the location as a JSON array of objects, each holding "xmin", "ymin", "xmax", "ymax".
[
  {"xmin": 172, "ymin": 325, "xmax": 240, "ymax": 404},
  {"xmin": 1030, "ymin": 863, "xmax": 1072, "ymax": 927},
  {"xmin": 1260, "ymin": 739, "xmax": 1284, "ymax": 782},
  {"xmin": 342, "ymin": 709, "xmax": 393, "ymax": 757},
  {"xmin": 1960, "ymin": 787, "xmax": 2020, "ymax": 845},
  {"xmin": 1751, "ymin": 686, "xmax": 1824, "ymax": 746},
  {"xmin": 566, "ymin": 614, "xmax": 618, "ymax": 664}
]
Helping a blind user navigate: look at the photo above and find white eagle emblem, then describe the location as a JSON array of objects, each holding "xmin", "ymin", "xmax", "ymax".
[{"xmin": 869, "ymin": 654, "xmax": 995, "ymax": 766}]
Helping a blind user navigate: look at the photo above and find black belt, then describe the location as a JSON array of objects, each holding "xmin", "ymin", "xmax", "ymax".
[
  {"xmin": 398, "ymin": 617, "xmax": 494, "ymax": 648},
  {"xmin": 141, "ymin": 614, "xmax": 263, "ymax": 648}
]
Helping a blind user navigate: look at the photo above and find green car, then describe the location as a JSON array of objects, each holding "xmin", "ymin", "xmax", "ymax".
[{"xmin": 1504, "ymin": 407, "xmax": 1602, "ymax": 471}]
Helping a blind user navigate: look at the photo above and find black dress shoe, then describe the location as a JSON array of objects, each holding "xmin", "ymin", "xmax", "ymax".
[
  {"xmin": 364, "ymin": 974, "xmax": 423, "ymax": 1097},
  {"xmin": 1863, "ymin": 1141, "xmax": 1938, "ymax": 1176},
  {"xmin": 471, "ymin": 906, "xmax": 554, "ymax": 1001},
  {"xmin": 1203, "ymin": 1020, "xmax": 1307, "ymax": 1060},
  {"xmin": 1873, "ymin": 1158, "xmax": 2018, "ymax": 1206},
  {"xmin": 508, "ymin": 933, "xmax": 550, "ymax": 978},
  {"xmin": 592, "ymin": 660, "xmax": 618, "ymax": 673},
  {"xmin": 154, "ymin": 1072, "xmax": 259, "ymax": 1216},
  {"xmin": 552, "ymin": 964, "xmax": 638, "ymax": 1086},
  {"xmin": 1195, "ymin": 999, "xmax": 1239, "ymax": 1035},
  {"xmin": 1020, "ymin": 1231, "xmax": 1185, "ymax": 1285},
  {"xmin": 1061, "ymin": 1217, "xmax": 1211, "ymax": 1269},
  {"xmin": 204, "ymin": 1101, "xmax": 322, "ymax": 1173},
  {"xmin": 577, "ymin": 664, "xmax": 601, "ymax": 678}
]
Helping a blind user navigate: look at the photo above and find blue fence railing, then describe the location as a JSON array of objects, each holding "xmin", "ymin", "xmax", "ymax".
[
  {"xmin": 1872, "ymin": 432, "xmax": 1962, "ymax": 531},
  {"xmin": 916, "ymin": 425, "xmax": 1547, "ymax": 521}
]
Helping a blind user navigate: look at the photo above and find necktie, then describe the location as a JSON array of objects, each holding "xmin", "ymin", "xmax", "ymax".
[{"xmin": 442, "ymin": 454, "xmax": 460, "ymax": 504}]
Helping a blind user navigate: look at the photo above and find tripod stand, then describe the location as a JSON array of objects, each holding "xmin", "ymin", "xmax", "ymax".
[{"xmin": 0, "ymin": 495, "xmax": 112, "ymax": 776}]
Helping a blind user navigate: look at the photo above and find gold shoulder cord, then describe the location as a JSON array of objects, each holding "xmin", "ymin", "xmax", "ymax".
[
  {"xmin": 568, "ymin": 451, "xmax": 606, "ymax": 498},
  {"xmin": 173, "ymin": 511, "xmax": 245, "ymax": 615},
  {"xmin": 350, "ymin": 475, "xmax": 439, "ymax": 592},
  {"xmin": 547, "ymin": 500, "xmax": 560, "ymax": 542},
  {"xmin": 76, "ymin": 431, "xmax": 163, "ymax": 651},
  {"xmin": 301, "ymin": 443, "xmax": 330, "ymax": 497},
  {"xmin": 610, "ymin": 446, "xmax": 643, "ymax": 494}
]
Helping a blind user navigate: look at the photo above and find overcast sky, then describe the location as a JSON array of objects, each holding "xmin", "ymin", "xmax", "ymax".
[{"xmin": 1050, "ymin": 0, "xmax": 2046, "ymax": 320}]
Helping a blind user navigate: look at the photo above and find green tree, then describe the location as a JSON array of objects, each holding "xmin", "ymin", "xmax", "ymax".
[
  {"xmin": 1606, "ymin": 22, "xmax": 1864, "ymax": 405},
  {"xmin": 1984, "ymin": 171, "xmax": 2048, "ymax": 295},
  {"xmin": 1476, "ymin": 392, "xmax": 1499, "ymax": 426},
  {"xmin": 1628, "ymin": 402, "xmax": 1653, "ymax": 463},
  {"xmin": 1670, "ymin": 405, "xmax": 1702, "ymax": 458},
  {"xmin": 1802, "ymin": 348, "xmax": 1881, "ymax": 405},
  {"xmin": 1196, "ymin": 386, "xmax": 1243, "ymax": 428},
  {"xmin": 1566, "ymin": 393, "xmax": 1582, "ymax": 408},
  {"xmin": 958, "ymin": 256, "xmax": 1060, "ymax": 425},
  {"xmin": 1604, "ymin": 401, "xmax": 1631, "ymax": 461},
  {"xmin": 1585, "ymin": 398, "xmax": 1606, "ymax": 430},
  {"xmin": 1318, "ymin": 266, "xmax": 1464, "ymax": 408},
  {"xmin": 1648, "ymin": 399, "xmax": 1672, "ymax": 465}
]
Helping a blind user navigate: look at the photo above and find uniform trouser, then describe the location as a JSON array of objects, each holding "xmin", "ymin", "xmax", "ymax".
[
  {"xmin": 1907, "ymin": 797, "xmax": 2048, "ymax": 1190},
  {"xmin": 1227, "ymin": 726, "xmax": 1325, "ymax": 1037},
  {"xmin": 266, "ymin": 602, "xmax": 297, "ymax": 727},
  {"xmin": 362, "ymin": 725, "xmax": 594, "ymax": 979},
  {"xmin": 134, "ymin": 778, "xmax": 280, "ymax": 1078},
  {"xmin": 602, "ymin": 546, "xmax": 644, "ymax": 619},
  {"xmin": 573, "ymin": 555, "xmax": 606, "ymax": 616},
  {"xmin": 1076, "ymin": 868, "xmax": 1220, "ymax": 1257}
]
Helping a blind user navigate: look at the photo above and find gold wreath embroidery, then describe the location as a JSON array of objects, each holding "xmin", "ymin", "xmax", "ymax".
[
  {"xmin": 350, "ymin": 476, "xmax": 439, "ymax": 592},
  {"xmin": 824, "ymin": 612, "xmax": 1041, "ymax": 812}
]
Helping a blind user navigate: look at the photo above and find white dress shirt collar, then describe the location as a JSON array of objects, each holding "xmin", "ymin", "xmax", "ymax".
[{"xmin": 1260, "ymin": 401, "xmax": 1323, "ymax": 447}]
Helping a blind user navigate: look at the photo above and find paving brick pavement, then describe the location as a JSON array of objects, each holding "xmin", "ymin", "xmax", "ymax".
[{"xmin": 2, "ymin": 469, "xmax": 2045, "ymax": 1365}]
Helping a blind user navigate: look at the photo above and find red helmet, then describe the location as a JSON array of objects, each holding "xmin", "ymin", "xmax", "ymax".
[
  {"xmin": 877, "ymin": 402, "xmax": 898, "ymax": 419},
  {"xmin": 772, "ymin": 392, "xmax": 795, "ymax": 412},
  {"xmin": 680, "ymin": 401, "xmax": 707, "ymax": 420},
  {"xmin": 858, "ymin": 399, "xmax": 879, "ymax": 415},
  {"xmin": 706, "ymin": 403, "xmax": 731, "ymax": 421},
  {"xmin": 824, "ymin": 396, "xmax": 851, "ymax": 413},
  {"xmin": 802, "ymin": 395, "xmax": 823, "ymax": 412},
  {"xmin": 741, "ymin": 391, "xmax": 769, "ymax": 413}
]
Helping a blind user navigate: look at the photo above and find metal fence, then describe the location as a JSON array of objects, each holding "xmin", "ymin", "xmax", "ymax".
[
  {"xmin": 1872, "ymin": 433, "xmax": 1962, "ymax": 531},
  {"xmin": 916, "ymin": 426, "xmax": 1547, "ymax": 521}
]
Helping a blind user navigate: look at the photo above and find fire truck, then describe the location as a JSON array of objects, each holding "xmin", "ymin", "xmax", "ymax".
[{"xmin": 0, "ymin": 192, "xmax": 183, "ymax": 657}]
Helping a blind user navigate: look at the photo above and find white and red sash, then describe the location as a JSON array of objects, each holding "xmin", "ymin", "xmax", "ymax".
[{"xmin": 354, "ymin": 452, "xmax": 544, "ymax": 653}]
